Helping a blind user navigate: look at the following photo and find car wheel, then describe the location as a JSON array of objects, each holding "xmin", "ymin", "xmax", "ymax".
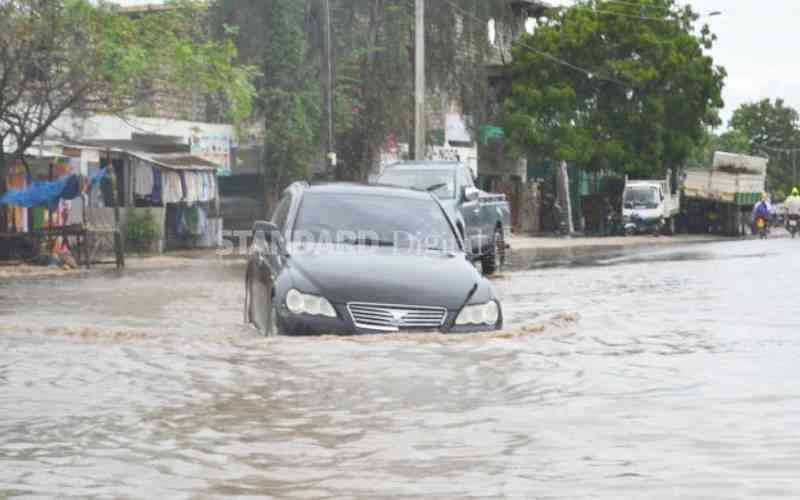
[{"xmin": 481, "ymin": 226, "xmax": 504, "ymax": 275}]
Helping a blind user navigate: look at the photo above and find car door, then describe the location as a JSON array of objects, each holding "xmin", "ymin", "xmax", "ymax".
[
  {"xmin": 457, "ymin": 167, "xmax": 482, "ymax": 253},
  {"xmin": 253, "ymin": 193, "xmax": 292, "ymax": 315}
]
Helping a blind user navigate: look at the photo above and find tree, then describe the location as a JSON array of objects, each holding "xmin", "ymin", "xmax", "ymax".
[
  {"xmin": 331, "ymin": 0, "xmax": 511, "ymax": 181},
  {"xmin": 687, "ymin": 128, "xmax": 750, "ymax": 168},
  {"xmin": 504, "ymin": 0, "xmax": 725, "ymax": 179},
  {"xmin": 211, "ymin": 0, "xmax": 512, "ymax": 206},
  {"xmin": 0, "ymin": 0, "xmax": 255, "ymax": 205},
  {"xmin": 210, "ymin": 0, "xmax": 320, "ymax": 212},
  {"xmin": 728, "ymin": 98, "xmax": 800, "ymax": 193}
]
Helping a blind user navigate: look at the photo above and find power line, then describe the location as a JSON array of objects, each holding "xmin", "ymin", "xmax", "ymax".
[{"xmin": 530, "ymin": 1, "xmax": 721, "ymax": 24}]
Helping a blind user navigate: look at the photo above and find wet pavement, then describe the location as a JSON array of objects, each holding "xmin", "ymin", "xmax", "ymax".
[{"xmin": 1, "ymin": 238, "xmax": 799, "ymax": 499}]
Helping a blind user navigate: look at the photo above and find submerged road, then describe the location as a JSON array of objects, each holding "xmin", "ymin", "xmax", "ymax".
[{"xmin": 1, "ymin": 238, "xmax": 798, "ymax": 499}]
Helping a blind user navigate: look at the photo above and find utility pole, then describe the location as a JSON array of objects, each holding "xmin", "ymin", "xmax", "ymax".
[
  {"xmin": 321, "ymin": 0, "xmax": 336, "ymax": 177},
  {"xmin": 414, "ymin": 0, "xmax": 426, "ymax": 161}
]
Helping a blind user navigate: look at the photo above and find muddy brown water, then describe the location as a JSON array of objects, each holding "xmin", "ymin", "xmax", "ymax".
[{"xmin": 1, "ymin": 239, "xmax": 799, "ymax": 499}]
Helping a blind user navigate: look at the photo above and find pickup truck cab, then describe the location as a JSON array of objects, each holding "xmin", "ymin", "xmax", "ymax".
[
  {"xmin": 622, "ymin": 172, "xmax": 680, "ymax": 235},
  {"xmin": 376, "ymin": 161, "xmax": 511, "ymax": 274}
]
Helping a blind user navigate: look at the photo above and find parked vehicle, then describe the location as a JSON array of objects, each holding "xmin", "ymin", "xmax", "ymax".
[
  {"xmin": 376, "ymin": 161, "xmax": 511, "ymax": 275},
  {"xmin": 622, "ymin": 171, "xmax": 680, "ymax": 235},
  {"xmin": 787, "ymin": 214, "xmax": 800, "ymax": 238},
  {"xmin": 244, "ymin": 182, "xmax": 503, "ymax": 336},
  {"xmin": 682, "ymin": 152, "xmax": 768, "ymax": 236}
]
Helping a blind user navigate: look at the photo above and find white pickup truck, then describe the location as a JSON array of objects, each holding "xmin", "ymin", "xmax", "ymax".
[{"xmin": 622, "ymin": 171, "xmax": 681, "ymax": 235}]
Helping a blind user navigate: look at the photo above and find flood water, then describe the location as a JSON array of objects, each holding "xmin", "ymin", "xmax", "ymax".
[{"xmin": 1, "ymin": 239, "xmax": 799, "ymax": 499}]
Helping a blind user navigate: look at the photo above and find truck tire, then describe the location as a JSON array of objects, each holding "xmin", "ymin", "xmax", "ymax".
[
  {"xmin": 481, "ymin": 226, "xmax": 505, "ymax": 275},
  {"xmin": 662, "ymin": 217, "xmax": 676, "ymax": 236}
]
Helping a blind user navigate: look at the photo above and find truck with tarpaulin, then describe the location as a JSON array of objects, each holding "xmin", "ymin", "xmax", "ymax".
[{"xmin": 681, "ymin": 152, "xmax": 768, "ymax": 236}]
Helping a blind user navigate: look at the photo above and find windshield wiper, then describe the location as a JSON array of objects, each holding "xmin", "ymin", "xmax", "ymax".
[
  {"xmin": 425, "ymin": 183, "xmax": 447, "ymax": 192},
  {"xmin": 338, "ymin": 236, "xmax": 394, "ymax": 247}
]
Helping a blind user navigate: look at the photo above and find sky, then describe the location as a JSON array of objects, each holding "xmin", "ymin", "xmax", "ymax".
[
  {"xmin": 112, "ymin": 0, "xmax": 800, "ymax": 127},
  {"xmin": 546, "ymin": 0, "xmax": 800, "ymax": 127}
]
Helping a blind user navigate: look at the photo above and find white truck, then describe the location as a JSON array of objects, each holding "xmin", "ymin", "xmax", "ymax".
[
  {"xmin": 682, "ymin": 152, "xmax": 768, "ymax": 236},
  {"xmin": 622, "ymin": 170, "xmax": 681, "ymax": 235}
]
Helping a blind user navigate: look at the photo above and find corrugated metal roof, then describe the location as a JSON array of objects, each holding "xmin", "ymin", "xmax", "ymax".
[{"xmin": 128, "ymin": 152, "xmax": 218, "ymax": 171}]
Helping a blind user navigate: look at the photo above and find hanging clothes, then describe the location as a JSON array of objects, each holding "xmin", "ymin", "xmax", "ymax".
[
  {"xmin": 147, "ymin": 168, "xmax": 163, "ymax": 205},
  {"xmin": 181, "ymin": 171, "xmax": 201, "ymax": 205},
  {"xmin": 87, "ymin": 167, "xmax": 107, "ymax": 208},
  {"xmin": 133, "ymin": 160, "xmax": 155, "ymax": 198},
  {"xmin": 5, "ymin": 166, "xmax": 28, "ymax": 232},
  {"xmin": 180, "ymin": 206, "xmax": 207, "ymax": 236},
  {"xmin": 162, "ymin": 171, "xmax": 183, "ymax": 204}
]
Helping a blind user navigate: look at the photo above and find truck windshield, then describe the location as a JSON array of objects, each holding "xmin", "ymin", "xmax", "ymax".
[
  {"xmin": 624, "ymin": 187, "xmax": 659, "ymax": 208},
  {"xmin": 292, "ymin": 193, "xmax": 459, "ymax": 252},
  {"xmin": 376, "ymin": 169, "xmax": 456, "ymax": 199}
]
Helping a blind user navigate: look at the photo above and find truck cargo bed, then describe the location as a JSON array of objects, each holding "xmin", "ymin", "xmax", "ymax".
[{"xmin": 683, "ymin": 169, "xmax": 764, "ymax": 206}]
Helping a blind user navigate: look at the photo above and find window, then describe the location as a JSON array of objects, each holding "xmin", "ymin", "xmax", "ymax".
[
  {"xmin": 292, "ymin": 193, "xmax": 459, "ymax": 252},
  {"xmin": 458, "ymin": 167, "xmax": 475, "ymax": 189},
  {"xmin": 271, "ymin": 194, "xmax": 292, "ymax": 231},
  {"xmin": 377, "ymin": 169, "xmax": 457, "ymax": 199}
]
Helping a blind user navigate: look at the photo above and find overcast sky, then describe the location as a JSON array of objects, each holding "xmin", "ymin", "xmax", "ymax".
[{"xmin": 114, "ymin": 0, "xmax": 799, "ymax": 127}]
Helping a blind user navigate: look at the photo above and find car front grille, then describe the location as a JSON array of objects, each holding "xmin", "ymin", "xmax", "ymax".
[{"xmin": 346, "ymin": 302, "xmax": 447, "ymax": 332}]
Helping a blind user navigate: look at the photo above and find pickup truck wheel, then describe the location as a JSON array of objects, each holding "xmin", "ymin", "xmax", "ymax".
[
  {"xmin": 665, "ymin": 217, "xmax": 676, "ymax": 236},
  {"xmin": 481, "ymin": 227, "xmax": 505, "ymax": 275}
]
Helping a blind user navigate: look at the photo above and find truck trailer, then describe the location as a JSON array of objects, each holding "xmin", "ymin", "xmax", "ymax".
[{"xmin": 681, "ymin": 152, "xmax": 768, "ymax": 236}]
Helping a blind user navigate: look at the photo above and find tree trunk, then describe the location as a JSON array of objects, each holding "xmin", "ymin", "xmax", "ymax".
[{"xmin": 0, "ymin": 141, "xmax": 7, "ymax": 233}]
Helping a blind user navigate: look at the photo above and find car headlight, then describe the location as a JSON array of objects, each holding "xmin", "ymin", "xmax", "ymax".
[
  {"xmin": 456, "ymin": 301, "xmax": 500, "ymax": 326},
  {"xmin": 285, "ymin": 289, "xmax": 337, "ymax": 318}
]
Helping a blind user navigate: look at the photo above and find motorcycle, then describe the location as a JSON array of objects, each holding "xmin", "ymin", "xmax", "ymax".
[
  {"xmin": 754, "ymin": 216, "xmax": 768, "ymax": 239},
  {"xmin": 787, "ymin": 214, "xmax": 800, "ymax": 238}
]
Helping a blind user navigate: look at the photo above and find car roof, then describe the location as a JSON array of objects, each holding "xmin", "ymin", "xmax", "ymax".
[
  {"xmin": 381, "ymin": 161, "xmax": 463, "ymax": 171},
  {"xmin": 303, "ymin": 182, "xmax": 436, "ymax": 201}
]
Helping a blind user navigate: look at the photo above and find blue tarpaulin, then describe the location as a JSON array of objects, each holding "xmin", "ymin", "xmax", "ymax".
[{"xmin": 0, "ymin": 170, "xmax": 106, "ymax": 209}]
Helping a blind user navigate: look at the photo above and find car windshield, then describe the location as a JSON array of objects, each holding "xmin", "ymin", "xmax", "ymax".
[
  {"xmin": 292, "ymin": 193, "xmax": 459, "ymax": 251},
  {"xmin": 376, "ymin": 169, "xmax": 456, "ymax": 199},
  {"xmin": 624, "ymin": 187, "xmax": 659, "ymax": 207}
]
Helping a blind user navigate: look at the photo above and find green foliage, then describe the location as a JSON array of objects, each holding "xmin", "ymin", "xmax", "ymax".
[
  {"xmin": 210, "ymin": 0, "xmax": 512, "ymax": 187},
  {"xmin": 210, "ymin": 0, "xmax": 319, "ymax": 199},
  {"xmin": 126, "ymin": 210, "xmax": 160, "ymax": 253},
  {"xmin": 687, "ymin": 128, "xmax": 750, "ymax": 168},
  {"xmin": 505, "ymin": 0, "xmax": 725, "ymax": 179},
  {"xmin": 728, "ymin": 98, "xmax": 800, "ymax": 193}
]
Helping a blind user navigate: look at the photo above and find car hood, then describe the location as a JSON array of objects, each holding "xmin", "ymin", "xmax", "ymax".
[{"xmin": 286, "ymin": 247, "xmax": 488, "ymax": 310}]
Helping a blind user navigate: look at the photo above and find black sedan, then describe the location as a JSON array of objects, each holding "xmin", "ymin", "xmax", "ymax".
[{"xmin": 244, "ymin": 182, "xmax": 503, "ymax": 336}]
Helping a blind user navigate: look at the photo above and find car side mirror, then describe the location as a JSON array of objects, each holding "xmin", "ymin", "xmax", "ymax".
[
  {"xmin": 252, "ymin": 220, "xmax": 281, "ymax": 250},
  {"xmin": 463, "ymin": 187, "xmax": 480, "ymax": 202}
]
